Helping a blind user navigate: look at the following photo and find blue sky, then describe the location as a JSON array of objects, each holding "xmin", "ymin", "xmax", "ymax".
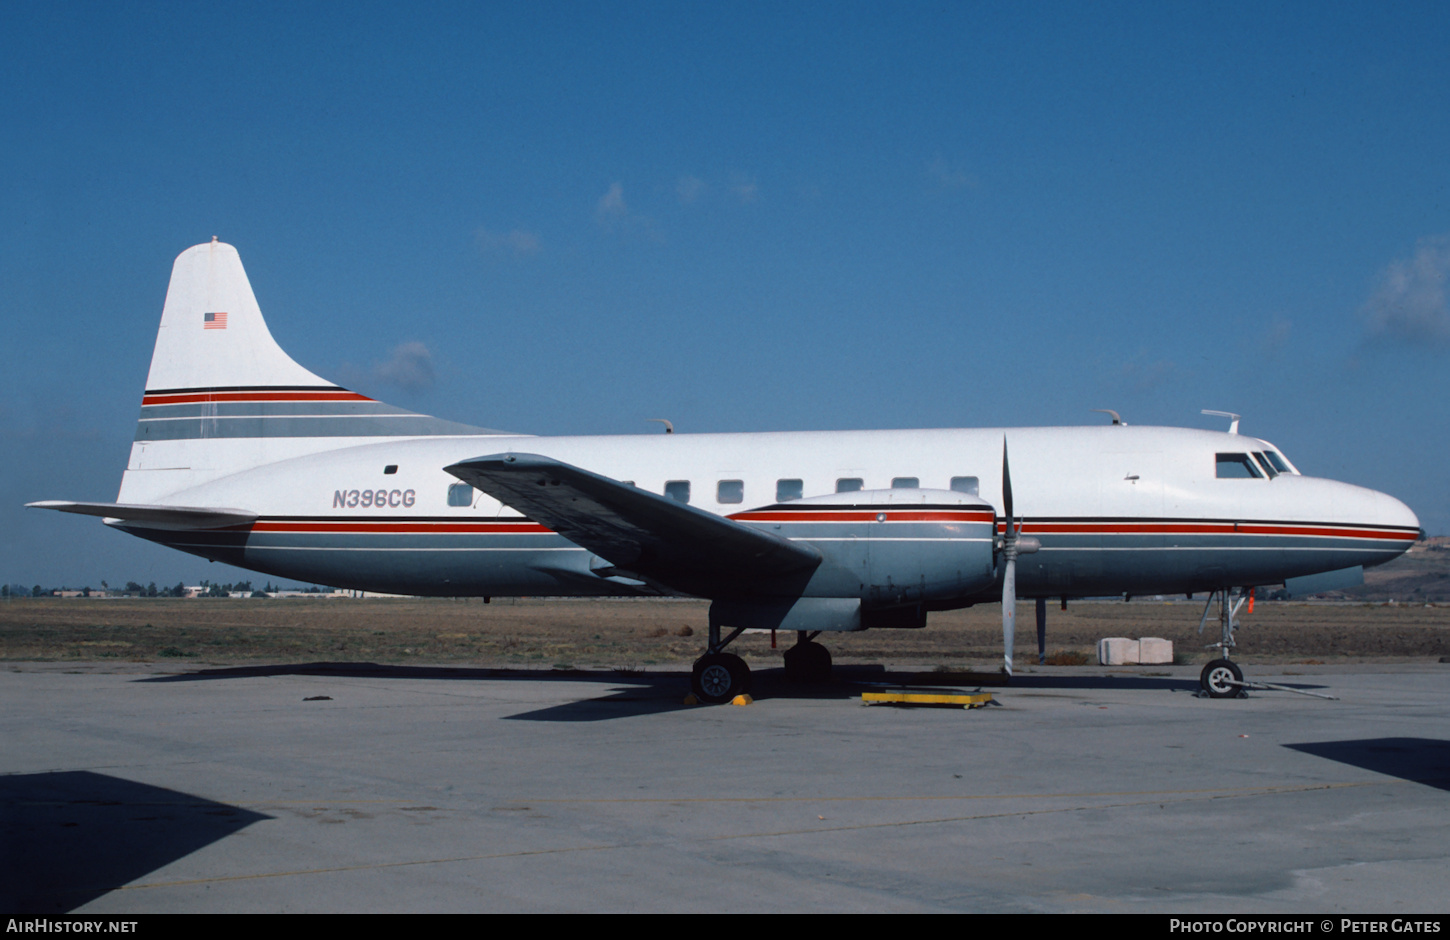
[{"xmin": 3, "ymin": 1, "xmax": 1447, "ymax": 587}]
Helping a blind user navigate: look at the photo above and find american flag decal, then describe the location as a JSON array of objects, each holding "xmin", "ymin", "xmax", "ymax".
[{"xmin": 203, "ymin": 311, "xmax": 228, "ymax": 330}]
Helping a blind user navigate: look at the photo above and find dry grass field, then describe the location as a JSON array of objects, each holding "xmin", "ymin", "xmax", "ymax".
[{"xmin": 2, "ymin": 595, "xmax": 1447, "ymax": 668}]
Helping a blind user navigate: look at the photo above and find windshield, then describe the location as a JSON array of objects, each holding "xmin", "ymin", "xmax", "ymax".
[
  {"xmin": 1263, "ymin": 451, "xmax": 1292, "ymax": 474},
  {"xmin": 1253, "ymin": 440, "xmax": 1299, "ymax": 474}
]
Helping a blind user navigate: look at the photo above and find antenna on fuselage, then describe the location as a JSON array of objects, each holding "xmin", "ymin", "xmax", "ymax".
[
  {"xmin": 1201, "ymin": 410, "xmax": 1241, "ymax": 434},
  {"xmin": 1092, "ymin": 409, "xmax": 1124, "ymax": 426},
  {"xmin": 648, "ymin": 418, "xmax": 674, "ymax": 434}
]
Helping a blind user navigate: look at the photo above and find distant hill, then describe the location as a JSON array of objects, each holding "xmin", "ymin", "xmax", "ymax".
[{"xmin": 1343, "ymin": 536, "xmax": 1450, "ymax": 603}]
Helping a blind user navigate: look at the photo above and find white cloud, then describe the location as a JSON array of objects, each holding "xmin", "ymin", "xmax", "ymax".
[
  {"xmin": 927, "ymin": 155, "xmax": 978, "ymax": 191},
  {"xmin": 476, "ymin": 227, "xmax": 541, "ymax": 257},
  {"xmin": 596, "ymin": 182, "xmax": 627, "ymax": 222},
  {"xmin": 371, "ymin": 341, "xmax": 435, "ymax": 393},
  {"xmin": 1361, "ymin": 236, "xmax": 1450, "ymax": 344},
  {"xmin": 675, "ymin": 175, "xmax": 706, "ymax": 205},
  {"xmin": 729, "ymin": 174, "xmax": 758, "ymax": 204},
  {"xmin": 1262, "ymin": 316, "xmax": 1292, "ymax": 356},
  {"xmin": 1118, "ymin": 353, "xmax": 1180, "ymax": 392}
]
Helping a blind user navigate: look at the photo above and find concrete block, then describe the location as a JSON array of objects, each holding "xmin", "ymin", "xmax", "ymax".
[
  {"xmin": 1098, "ymin": 637, "xmax": 1139, "ymax": 665},
  {"xmin": 1138, "ymin": 637, "xmax": 1173, "ymax": 664}
]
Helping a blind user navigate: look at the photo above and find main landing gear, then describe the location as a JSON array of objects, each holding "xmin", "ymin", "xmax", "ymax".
[
  {"xmin": 782, "ymin": 631, "xmax": 832, "ymax": 684},
  {"xmin": 690, "ymin": 619, "xmax": 752, "ymax": 703},
  {"xmin": 1197, "ymin": 587, "xmax": 1250, "ymax": 699},
  {"xmin": 692, "ymin": 652, "xmax": 751, "ymax": 703},
  {"xmin": 690, "ymin": 622, "xmax": 837, "ymax": 703}
]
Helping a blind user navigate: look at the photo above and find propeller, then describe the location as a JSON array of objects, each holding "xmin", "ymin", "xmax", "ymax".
[{"xmin": 999, "ymin": 439, "xmax": 1039, "ymax": 676}]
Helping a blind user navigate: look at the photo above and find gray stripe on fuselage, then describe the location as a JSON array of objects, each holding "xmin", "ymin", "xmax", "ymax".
[{"xmin": 134, "ymin": 413, "xmax": 494, "ymax": 440}]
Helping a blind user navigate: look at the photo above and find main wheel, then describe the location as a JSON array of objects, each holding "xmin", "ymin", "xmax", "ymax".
[
  {"xmin": 692, "ymin": 653, "xmax": 752, "ymax": 703},
  {"xmin": 1200, "ymin": 659, "xmax": 1244, "ymax": 698},
  {"xmin": 782, "ymin": 641, "xmax": 832, "ymax": 684}
]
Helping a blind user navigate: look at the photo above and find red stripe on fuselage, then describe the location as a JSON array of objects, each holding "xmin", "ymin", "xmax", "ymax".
[
  {"xmin": 242, "ymin": 515, "xmax": 1413, "ymax": 541},
  {"xmin": 731, "ymin": 510, "xmax": 995, "ymax": 523},
  {"xmin": 141, "ymin": 391, "xmax": 375, "ymax": 405},
  {"xmin": 995, "ymin": 521, "xmax": 1417, "ymax": 541},
  {"xmin": 251, "ymin": 520, "xmax": 551, "ymax": 534}
]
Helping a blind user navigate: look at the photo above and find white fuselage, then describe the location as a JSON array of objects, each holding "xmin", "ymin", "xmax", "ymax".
[
  {"xmin": 115, "ymin": 423, "xmax": 1420, "ymax": 603},
  {"xmin": 51, "ymin": 241, "xmax": 1415, "ymax": 618}
]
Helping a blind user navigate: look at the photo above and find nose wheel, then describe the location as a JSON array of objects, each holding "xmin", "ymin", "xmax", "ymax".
[
  {"xmin": 1200, "ymin": 659, "xmax": 1244, "ymax": 698},
  {"xmin": 692, "ymin": 653, "xmax": 752, "ymax": 703}
]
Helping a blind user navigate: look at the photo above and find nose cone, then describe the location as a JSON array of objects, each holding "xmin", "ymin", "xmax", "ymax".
[
  {"xmin": 1271, "ymin": 475, "xmax": 1421, "ymax": 565},
  {"xmin": 1375, "ymin": 489, "xmax": 1421, "ymax": 535},
  {"xmin": 1340, "ymin": 482, "xmax": 1420, "ymax": 563}
]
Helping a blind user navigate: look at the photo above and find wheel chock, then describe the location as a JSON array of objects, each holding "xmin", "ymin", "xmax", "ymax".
[{"xmin": 861, "ymin": 690, "xmax": 993, "ymax": 709}]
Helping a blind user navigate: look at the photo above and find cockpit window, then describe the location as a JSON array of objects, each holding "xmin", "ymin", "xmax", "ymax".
[
  {"xmin": 1263, "ymin": 451, "xmax": 1292, "ymax": 474},
  {"xmin": 1252, "ymin": 453, "xmax": 1279, "ymax": 478},
  {"xmin": 1216, "ymin": 453, "xmax": 1263, "ymax": 479}
]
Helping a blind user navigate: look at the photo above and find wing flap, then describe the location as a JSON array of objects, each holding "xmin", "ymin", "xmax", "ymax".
[{"xmin": 445, "ymin": 453, "xmax": 820, "ymax": 596}]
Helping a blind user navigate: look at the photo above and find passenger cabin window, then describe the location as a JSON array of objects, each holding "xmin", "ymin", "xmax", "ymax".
[
  {"xmin": 950, "ymin": 476, "xmax": 979, "ymax": 495},
  {"xmin": 891, "ymin": 477, "xmax": 919, "ymax": 489},
  {"xmin": 665, "ymin": 480, "xmax": 691, "ymax": 504},
  {"xmin": 777, "ymin": 479, "xmax": 803, "ymax": 502},
  {"xmin": 1215, "ymin": 454, "xmax": 1263, "ymax": 479},
  {"xmin": 836, "ymin": 478, "xmax": 863, "ymax": 493},
  {"xmin": 717, "ymin": 480, "xmax": 744, "ymax": 504},
  {"xmin": 447, "ymin": 483, "xmax": 474, "ymax": 507}
]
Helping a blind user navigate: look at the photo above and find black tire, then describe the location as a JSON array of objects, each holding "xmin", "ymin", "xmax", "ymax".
[
  {"xmin": 1200, "ymin": 659, "xmax": 1243, "ymax": 698},
  {"xmin": 692, "ymin": 653, "xmax": 752, "ymax": 703},
  {"xmin": 782, "ymin": 641, "xmax": 832, "ymax": 684}
]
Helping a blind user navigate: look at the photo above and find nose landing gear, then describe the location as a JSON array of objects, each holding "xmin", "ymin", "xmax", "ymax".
[
  {"xmin": 1199, "ymin": 658, "xmax": 1244, "ymax": 698},
  {"xmin": 1198, "ymin": 587, "xmax": 1249, "ymax": 698}
]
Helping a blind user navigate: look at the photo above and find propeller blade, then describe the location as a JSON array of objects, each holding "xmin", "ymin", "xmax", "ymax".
[
  {"xmin": 1002, "ymin": 437, "xmax": 1014, "ymax": 526},
  {"xmin": 1002, "ymin": 553, "xmax": 1016, "ymax": 677},
  {"xmin": 1001, "ymin": 436, "xmax": 1015, "ymax": 676}
]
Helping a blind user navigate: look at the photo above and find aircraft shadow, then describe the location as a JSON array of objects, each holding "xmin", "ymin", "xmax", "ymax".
[
  {"xmin": 130, "ymin": 661, "xmax": 1363, "ymax": 723},
  {"xmin": 1284, "ymin": 738, "xmax": 1450, "ymax": 792},
  {"xmin": 129, "ymin": 661, "xmax": 1223, "ymax": 721},
  {"xmin": 0, "ymin": 770, "xmax": 271, "ymax": 916},
  {"xmin": 138, "ymin": 662, "xmax": 701, "ymax": 721},
  {"xmin": 504, "ymin": 666, "xmax": 1212, "ymax": 720},
  {"xmin": 138, "ymin": 661, "xmax": 577, "ymax": 684}
]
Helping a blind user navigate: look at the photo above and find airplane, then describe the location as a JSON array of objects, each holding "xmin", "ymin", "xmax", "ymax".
[{"xmin": 29, "ymin": 240, "xmax": 1421, "ymax": 702}]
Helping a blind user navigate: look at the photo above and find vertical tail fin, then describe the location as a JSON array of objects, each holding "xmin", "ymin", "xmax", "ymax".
[
  {"xmin": 143, "ymin": 238, "xmax": 335, "ymax": 392},
  {"xmin": 118, "ymin": 241, "xmax": 496, "ymax": 505}
]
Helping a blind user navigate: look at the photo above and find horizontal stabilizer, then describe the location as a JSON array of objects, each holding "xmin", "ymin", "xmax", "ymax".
[
  {"xmin": 26, "ymin": 501, "xmax": 257, "ymax": 530},
  {"xmin": 446, "ymin": 453, "xmax": 821, "ymax": 596}
]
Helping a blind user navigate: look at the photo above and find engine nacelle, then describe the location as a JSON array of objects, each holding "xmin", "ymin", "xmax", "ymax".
[{"xmin": 734, "ymin": 488, "xmax": 997, "ymax": 605}]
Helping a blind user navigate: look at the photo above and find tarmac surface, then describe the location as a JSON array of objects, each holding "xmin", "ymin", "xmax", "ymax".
[{"xmin": 3, "ymin": 660, "xmax": 1448, "ymax": 913}]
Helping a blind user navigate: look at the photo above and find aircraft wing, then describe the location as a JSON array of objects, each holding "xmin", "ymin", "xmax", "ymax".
[
  {"xmin": 445, "ymin": 453, "xmax": 821, "ymax": 596},
  {"xmin": 26, "ymin": 501, "xmax": 257, "ymax": 530}
]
